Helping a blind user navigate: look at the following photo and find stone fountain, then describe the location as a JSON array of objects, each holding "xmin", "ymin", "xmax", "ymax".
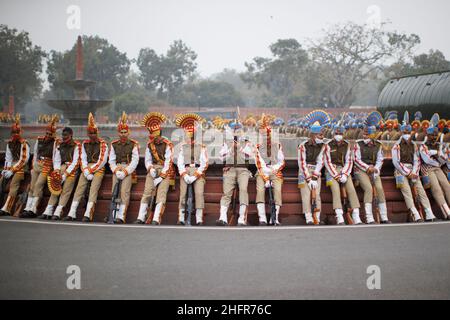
[{"xmin": 46, "ymin": 36, "xmax": 112, "ymax": 125}]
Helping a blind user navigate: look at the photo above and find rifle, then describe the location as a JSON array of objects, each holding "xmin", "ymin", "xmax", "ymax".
[
  {"xmin": 340, "ymin": 182, "xmax": 353, "ymax": 225},
  {"xmin": 268, "ymin": 182, "xmax": 277, "ymax": 225},
  {"xmin": 144, "ymin": 189, "xmax": 156, "ymax": 224},
  {"xmin": 0, "ymin": 176, "xmax": 10, "ymax": 209},
  {"xmin": 84, "ymin": 179, "xmax": 92, "ymax": 211},
  {"xmin": 13, "ymin": 182, "xmax": 30, "ymax": 218},
  {"xmin": 107, "ymin": 179, "xmax": 122, "ymax": 224},
  {"xmin": 228, "ymin": 186, "xmax": 238, "ymax": 226},
  {"xmin": 185, "ymin": 182, "xmax": 194, "ymax": 226},
  {"xmin": 409, "ymin": 178, "xmax": 425, "ymax": 221},
  {"xmin": 369, "ymin": 173, "xmax": 381, "ymax": 224},
  {"xmin": 311, "ymin": 188, "xmax": 319, "ymax": 225}
]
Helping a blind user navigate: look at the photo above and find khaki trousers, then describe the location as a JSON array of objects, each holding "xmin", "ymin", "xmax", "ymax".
[
  {"xmin": 299, "ymin": 167, "xmax": 321, "ymax": 214},
  {"xmin": 427, "ymin": 167, "xmax": 450, "ymax": 206},
  {"xmin": 72, "ymin": 163, "xmax": 104, "ymax": 203},
  {"xmin": 328, "ymin": 167, "xmax": 360, "ymax": 210},
  {"xmin": 5, "ymin": 172, "xmax": 24, "ymax": 198},
  {"xmin": 220, "ymin": 167, "xmax": 251, "ymax": 207},
  {"xmin": 255, "ymin": 173, "xmax": 283, "ymax": 206},
  {"xmin": 29, "ymin": 162, "xmax": 48, "ymax": 199},
  {"xmin": 395, "ymin": 170, "xmax": 431, "ymax": 210},
  {"xmin": 179, "ymin": 167, "xmax": 205, "ymax": 209},
  {"xmin": 48, "ymin": 164, "xmax": 78, "ymax": 207},
  {"xmin": 141, "ymin": 164, "xmax": 171, "ymax": 205},
  {"xmin": 354, "ymin": 168, "xmax": 385, "ymax": 203}
]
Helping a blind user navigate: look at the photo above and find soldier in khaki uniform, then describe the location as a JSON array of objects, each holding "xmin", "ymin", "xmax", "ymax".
[
  {"xmin": 134, "ymin": 112, "xmax": 174, "ymax": 225},
  {"xmin": 392, "ymin": 122, "xmax": 437, "ymax": 222},
  {"xmin": 353, "ymin": 126, "xmax": 391, "ymax": 224},
  {"xmin": 419, "ymin": 121, "xmax": 450, "ymax": 220},
  {"xmin": 323, "ymin": 125, "xmax": 362, "ymax": 225},
  {"xmin": 108, "ymin": 112, "xmax": 140, "ymax": 224},
  {"xmin": 0, "ymin": 115, "xmax": 30, "ymax": 216},
  {"xmin": 66, "ymin": 113, "xmax": 109, "ymax": 222},
  {"xmin": 38, "ymin": 127, "xmax": 81, "ymax": 220},
  {"xmin": 254, "ymin": 114, "xmax": 285, "ymax": 226},
  {"xmin": 298, "ymin": 120, "xmax": 325, "ymax": 225},
  {"xmin": 175, "ymin": 114, "xmax": 209, "ymax": 225},
  {"xmin": 217, "ymin": 120, "xmax": 254, "ymax": 226},
  {"xmin": 21, "ymin": 116, "xmax": 59, "ymax": 218}
]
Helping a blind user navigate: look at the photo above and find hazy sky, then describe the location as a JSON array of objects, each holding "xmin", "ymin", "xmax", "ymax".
[{"xmin": 1, "ymin": 0, "xmax": 450, "ymax": 77}]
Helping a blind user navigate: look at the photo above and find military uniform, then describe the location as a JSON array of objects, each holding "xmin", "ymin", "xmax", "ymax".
[
  {"xmin": 353, "ymin": 138, "xmax": 390, "ymax": 223},
  {"xmin": 0, "ymin": 116, "xmax": 30, "ymax": 215},
  {"xmin": 392, "ymin": 137, "xmax": 436, "ymax": 222},
  {"xmin": 323, "ymin": 137, "xmax": 362, "ymax": 225},
  {"xmin": 175, "ymin": 113, "xmax": 207, "ymax": 225},
  {"xmin": 217, "ymin": 132, "xmax": 254, "ymax": 226},
  {"xmin": 108, "ymin": 138, "xmax": 139, "ymax": 223},
  {"xmin": 21, "ymin": 117, "xmax": 59, "ymax": 218},
  {"xmin": 176, "ymin": 117, "xmax": 208, "ymax": 225},
  {"xmin": 298, "ymin": 139, "xmax": 324, "ymax": 224},
  {"xmin": 67, "ymin": 113, "xmax": 109, "ymax": 222},
  {"xmin": 419, "ymin": 132, "xmax": 450, "ymax": 219},
  {"xmin": 40, "ymin": 138, "xmax": 81, "ymax": 219},
  {"xmin": 135, "ymin": 112, "xmax": 174, "ymax": 225}
]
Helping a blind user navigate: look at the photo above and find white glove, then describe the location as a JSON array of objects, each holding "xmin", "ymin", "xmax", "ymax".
[
  {"xmin": 116, "ymin": 171, "xmax": 126, "ymax": 180},
  {"xmin": 61, "ymin": 174, "xmax": 67, "ymax": 183},
  {"xmin": 373, "ymin": 168, "xmax": 380, "ymax": 178},
  {"xmin": 188, "ymin": 176, "xmax": 197, "ymax": 184},
  {"xmin": 262, "ymin": 166, "xmax": 272, "ymax": 176},
  {"xmin": 183, "ymin": 175, "xmax": 191, "ymax": 184},
  {"xmin": 242, "ymin": 143, "xmax": 253, "ymax": 156},
  {"xmin": 83, "ymin": 168, "xmax": 91, "ymax": 178},
  {"xmin": 429, "ymin": 150, "xmax": 438, "ymax": 156},
  {"xmin": 265, "ymin": 180, "xmax": 272, "ymax": 188},
  {"xmin": 150, "ymin": 168, "xmax": 157, "ymax": 178},
  {"xmin": 1, "ymin": 170, "xmax": 7, "ymax": 177},
  {"xmin": 4, "ymin": 170, "xmax": 13, "ymax": 179},
  {"xmin": 87, "ymin": 174, "xmax": 94, "ymax": 181},
  {"xmin": 339, "ymin": 175, "xmax": 348, "ymax": 184},
  {"xmin": 308, "ymin": 180, "xmax": 318, "ymax": 190},
  {"xmin": 153, "ymin": 177, "xmax": 163, "ymax": 187}
]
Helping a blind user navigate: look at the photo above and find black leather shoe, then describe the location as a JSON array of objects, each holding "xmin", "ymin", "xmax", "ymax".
[
  {"xmin": 237, "ymin": 223, "xmax": 247, "ymax": 226},
  {"xmin": 381, "ymin": 220, "xmax": 392, "ymax": 224},
  {"xmin": 216, "ymin": 220, "xmax": 228, "ymax": 226},
  {"xmin": 82, "ymin": 217, "xmax": 91, "ymax": 223},
  {"xmin": 133, "ymin": 219, "xmax": 145, "ymax": 224},
  {"xmin": 196, "ymin": 222, "xmax": 204, "ymax": 226},
  {"xmin": 151, "ymin": 221, "xmax": 160, "ymax": 225},
  {"xmin": 259, "ymin": 221, "xmax": 267, "ymax": 226},
  {"xmin": 306, "ymin": 221, "xmax": 314, "ymax": 225},
  {"xmin": 62, "ymin": 216, "xmax": 75, "ymax": 221},
  {"xmin": 114, "ymin": 218, "xmax": 124, "ymax": 224},
  {"xmin": 0, "ymin": 210, "xmax": 7, "ymax": 216},
  {"xmin": 51, "ymin": 216, "xmax": 60, "ymax": 221},
  {"xmin": 37, "ymin": 215, "xmax": 48, "ymax": 220}
]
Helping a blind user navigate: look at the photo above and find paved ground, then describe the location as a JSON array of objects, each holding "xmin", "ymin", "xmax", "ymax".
[{"xmin": 1, "ymin": 217, "xmax": 450, "ymax": 300}]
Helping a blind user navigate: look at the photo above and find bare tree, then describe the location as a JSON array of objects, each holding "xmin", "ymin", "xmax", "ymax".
[{"xmin": 308, "ymin": 21, "xmax": 420, "ymax": 107}]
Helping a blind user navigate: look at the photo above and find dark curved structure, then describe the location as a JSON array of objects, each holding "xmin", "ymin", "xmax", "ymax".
[{"xmin": 378, "ymin": 70, "xmax": 450, "ymax": 119}]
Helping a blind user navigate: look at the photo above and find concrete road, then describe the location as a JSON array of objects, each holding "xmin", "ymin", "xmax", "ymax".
[{"xmin": 1, "ymin": 217, "xmax": 450, "ymax": 300}]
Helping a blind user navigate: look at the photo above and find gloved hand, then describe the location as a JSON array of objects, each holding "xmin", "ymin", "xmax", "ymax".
[
  {"xmin": 183, "ymin": 175, "xmax": 191, "ymax": 184},
  {"xmin": 1, "ymin": 170, "xmax": 7, "ymax": 177},
  {"xmin": 150, "ymin": 168, "xmax": 157, "ymax": 178},
  {"xmin": 83, "ymin": 168, "xmax": 91, "ymax": 178},
  {"xmin": 265, "ymin": 180, "xmax": 272, "ymax": 188},
  {"xmin": 308, "ymin": 180, "xmax": 318, "ymax": 190},
  {"xmin": 153, "ymin": 177, "xmax": 163, "ymax": 187},
  {"xmin": 262, "ymin": 166, "xmax": 272, "ymax": 176},
  {"xmin": 429, "ymin": 150, "xmax": 438, "ymax": 156},
  {"xmin": 188, "ymin": 176, "xmax": 197, "ymax": 184},
  {"xmin": 373, "ymin": 168, "xmax": 380, "ymax": 178},
  {"xmin": 116, "ymin": 171, "xmax": 126, "ymax": 180},
  {"xmin": 3, "ymin": 170, "xmax": 13, "ymax": 179},
  {"xmin": 339, "ymin": 175, "xmax": 348, "ymax": 184},
  {"xmin": 87, "ymin": 174, "xmax": 94, "ymax": 181},
  {"xmin": 61, "ymin": 174, "xmax": 67, "ymax": 183}
]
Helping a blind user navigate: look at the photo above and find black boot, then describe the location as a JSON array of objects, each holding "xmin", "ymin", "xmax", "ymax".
[
  {"xmin": 51, "ymin": 215, "xmax": 60, "ymax": 221},
  {"xmin": 62, "ymin": 216, "xmax": 75, "ymax": 221},
  {"xmin": 133, "ymin": 219, "xmax": 145, "ymax": 224},
  {"xmin": 82, "ymin": 216, "xmax": 91, "ymax": 223}
]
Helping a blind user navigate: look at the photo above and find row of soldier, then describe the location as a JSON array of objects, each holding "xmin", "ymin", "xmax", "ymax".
[{"xmin": 1, "ymin": 110, "xmax": 450, "ymax": 226}]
